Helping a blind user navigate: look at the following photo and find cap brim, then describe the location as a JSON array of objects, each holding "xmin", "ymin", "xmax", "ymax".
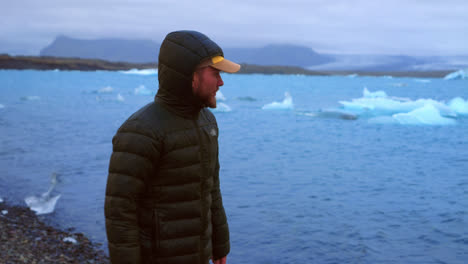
[{"xmin": 211, "ymin": 58, "xmax": 241, "ymax": 73}]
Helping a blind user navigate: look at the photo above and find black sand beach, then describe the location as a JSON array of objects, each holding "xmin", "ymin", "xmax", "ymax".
[{"xmin": 0, "ymin": 201, "xmax": 109, "ymax": 264}]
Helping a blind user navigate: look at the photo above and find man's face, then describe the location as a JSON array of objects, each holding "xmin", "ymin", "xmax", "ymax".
[{"xmin": 192, "ymin": 66, "xmax": 224, "ymax": 108}]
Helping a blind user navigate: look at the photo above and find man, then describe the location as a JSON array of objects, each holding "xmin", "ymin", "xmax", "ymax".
[{"xmin": 104, "ymin": 30, "xmax": 240, "ymax": 264}]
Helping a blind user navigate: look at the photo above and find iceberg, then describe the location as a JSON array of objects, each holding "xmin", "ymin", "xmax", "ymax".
[
  {"xmin": 134, "ymin": 85, "xmax": 153, "ymax": 95},
  {"xmin": 340, "ymin": 88, "xmax": 456, "ymax": 117},
  {"xmin": 25, "ymin": 173, "xmax": 61, "ymax": 215},
  {"xmin": 116, "ymin": 93, "xmax": 125, "ymax": 102},
  {"xmin": 97, "ymin": 86, "xmax": 114, "ymax": 94},
  {"xmin": 120, "ymin": 68, "xmax": 158, "ymax": 75},
  {"xmin": 262, "ymin": 92, "xmax": 294, "ymax": 110},
  {"xmin": 216, "ymin": 91, "xmax": 226, "ymax": 101},
  {"xmin": 444, "ymin": 69, "xmax": 468, "ymax": 80},
  {"xmin": 363, "ymin": 87, "xmax": 387, "ymax": 98},
  {"xmin": 448, "ymin": 97, "xmax": 468, "ymax": 115},
  {"xmin": 392, "ymin": 104, "xmax": 456, "ymax": 125},
  {"xmin": 212, "ymin": 102, "xmax": 232, "ymax": 113},
  {"xmin": 334, "ymin": 88, "xmax": 466, "ymax": 126}
]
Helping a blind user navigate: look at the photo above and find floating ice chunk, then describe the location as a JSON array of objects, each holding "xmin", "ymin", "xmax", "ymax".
[
  {"xmin": 120, "ymin": 68, "xmax": 158, "ymax": 75},
  {"xmin": 116, "ymin": 93, "xmax": 125, "ymax": 102},
  {"xmin": 21, "ymin": 96, "xmax": 40, "ymax": 101},
  {"xmin": 347, "ymin": 74, "xmax": 358, "ymax": 78},
  {"xmin": 414, "ymin": 79, "xmax": 431, "ymax": 83},
  {"xmin": 63, "ymin": 237, "xmax": 77, "ymax": 244},
  {"xmin": 212, "ymin": 102, "xmax": 232, "ymax": 113},
  {"xmin": 305, "ymin": 109, "xmax": 358, "ymax": 120},
  {"xmin": 98, "ymin": 86, "xmax": 114, "ymax": 94},
  {"xmin": 0, "ymin": 104, "xmax": 4, "ymax": 109},
  {"xmin": 449, "ymin": 97, "xmax": 468, "ymax": 115},
  {"xmin": 1, "ymin": 210, "xmax": 7, "ymax": 215},
  {"xmin": 237, "ymin": 96, "xmax": 256, "ymax": 102},
  {"xmin": 363, "ymin": 87, "xmax": 387, "ymax": 98},
  {"xmin": 391, "ymin": 83, "xmax": 408, "ymax": 87},
  {"xmin": 216, "ymin": 91, "xmax": 226, "ymax": 101},
  {"xmin": 444, "ymin": 69, "xmax": 468, "ymax": 80},
  {"xmin": 262, "ymin": 92, "xmax": 294, "ymax": 110},
  {"xmin": 24, "ymin": 173, "xmax": 61, "ymax": 215},
  {"xmin": 392, "ymin": 104, "xmax": 456, "ymax": 125},
  {"xmin": 134, "ymin": 85, "xmax": 153, "ymax": 95}
]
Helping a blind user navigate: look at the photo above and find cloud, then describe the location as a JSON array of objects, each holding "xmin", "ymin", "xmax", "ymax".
[{"xmin": 1, "ymin": 0, "xmax": 467, "ymax": 55}]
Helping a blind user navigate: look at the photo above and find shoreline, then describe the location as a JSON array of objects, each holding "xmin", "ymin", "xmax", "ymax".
[
  {"xmin": 0, "ymin": 54, "xmax": 455, "ymax": 78},
  {"xmin": 0, "ymin": 200, "xmax": 109, "ymax": 263}
]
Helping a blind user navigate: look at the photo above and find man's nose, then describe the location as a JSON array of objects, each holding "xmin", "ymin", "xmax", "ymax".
[{"xmin": 218, "ymin": 76, "xmax": 224, "ymax": 87}]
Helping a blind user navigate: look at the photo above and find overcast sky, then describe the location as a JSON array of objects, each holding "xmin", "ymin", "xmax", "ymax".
[{"xmin": 2, "ymin": 0, "xmax": 467, "ymax": 56}]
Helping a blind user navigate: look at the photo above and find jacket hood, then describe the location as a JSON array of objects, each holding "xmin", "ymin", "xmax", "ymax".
[{"xmin": 156, "ymin": 30, "xmax": 224, "ymax": 118}]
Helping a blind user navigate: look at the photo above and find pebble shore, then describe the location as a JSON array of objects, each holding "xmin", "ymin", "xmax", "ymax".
[{"xmin": 0, "ymin": 200, "xmax": 109, "ymax": 264}]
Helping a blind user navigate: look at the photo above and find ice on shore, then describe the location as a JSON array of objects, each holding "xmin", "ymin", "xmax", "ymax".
[
  {"xmin": 262, "ymin": 92, "xmax": 294, "ymax": 110},
  {"xmin": 63, "ymin": 237, "xmax": 78, "ymax": 244},
  {"xmin": 24, "ymin": 173, "xmax": 61, "ymax": 215}
]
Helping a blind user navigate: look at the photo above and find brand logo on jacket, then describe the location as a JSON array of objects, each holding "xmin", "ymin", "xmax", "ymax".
[{"xmin": 210, "ymin": 129, "xmax": 217, "ymax": 137}]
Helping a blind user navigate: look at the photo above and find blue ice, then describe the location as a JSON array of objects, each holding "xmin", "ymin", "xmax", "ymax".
[
  {"xmin": 262, "ymin": 92, "xmax": 294, "ymax": 110},
  {"xmin": 134, "ymin": 85, "xmax": 153, "ymax": 95},
  {"xmin": 392, "ymin": 104, "xmax": 456, "ymax": 125},
  {"xmin": 339, "ymin": 88, "xmax": 466, "ymax": 125},
  {"xmin": 448, "ymin": 97, "xmax": 468, "ymax": 115},
  {"xmin": 444, "ymin": 69, "xmax": 468, "ymax": 80}
]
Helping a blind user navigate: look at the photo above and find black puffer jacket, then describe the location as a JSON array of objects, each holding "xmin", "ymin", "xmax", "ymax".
[{"xmin": 105, "ymin": 31, "xmax": 230, "ymax": 264}]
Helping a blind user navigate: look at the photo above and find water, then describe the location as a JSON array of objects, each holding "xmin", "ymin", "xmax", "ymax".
[{"xmin": 1, "ymin": 70, "xmax": 467, "ymax": 263}]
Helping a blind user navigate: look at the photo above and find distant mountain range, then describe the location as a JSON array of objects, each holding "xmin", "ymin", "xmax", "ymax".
[{"xmin": 40, "ymin": 35, "xmax": 468, "ymax": 71}]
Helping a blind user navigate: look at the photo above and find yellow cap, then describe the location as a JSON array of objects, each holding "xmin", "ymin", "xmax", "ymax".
[{"xmin": 197, "ymin": 55, "xmax": 241, "ymax": 73}]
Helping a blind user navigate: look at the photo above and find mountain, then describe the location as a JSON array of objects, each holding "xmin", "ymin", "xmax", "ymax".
[
  {"xmin": 224, "ymin": 44, "xmax": 333, "ymax": 67},
  {"xmin": 40, "ymin": 36, "xmax": 333, "ymax": 67},
  {"xmin": 39, "ymin": 35, "xmax": 468, "ymax": 71},
  {"xmin": 40, "ymin": 35, "xmax": 159, "ymax": 63}
]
